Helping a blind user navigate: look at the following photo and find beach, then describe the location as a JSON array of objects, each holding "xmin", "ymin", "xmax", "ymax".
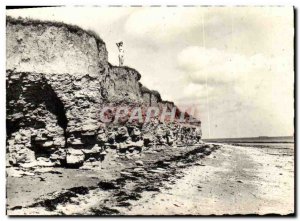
[
  {"xmin": 7, "ymin": 142, "xmax": 294, "ymax": 215},
  {"xmin": 127, "ymin": 143, "xmax": 294, "ymax": 215}
]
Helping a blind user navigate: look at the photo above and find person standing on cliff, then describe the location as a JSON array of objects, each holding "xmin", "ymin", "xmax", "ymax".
[{"xmin": 116, "ymin": 41, "xmax": 124, "ymax": 66}]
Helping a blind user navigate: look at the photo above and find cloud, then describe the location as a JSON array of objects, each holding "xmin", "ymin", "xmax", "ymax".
[
  {"xmin": 183, "ymin": 82, "xmax": 213, "ymax": 99},
  {"xmin": 177, "ymin": 46, "xmax": 294, "ymax": 137},
  {"xmin": 124, "ymin": 6, "xmax": 293, "ymax": 57},
  {"xmin": 177, "ymin": 46, "xmax": 293, "ymax": 94},
  {"xmin": 178, "ymin": 46, "xmax": 277, "ymax": 84},
  {"xmin": 124, "ymin": 7, "xmax": 205, "ymax": 43}
]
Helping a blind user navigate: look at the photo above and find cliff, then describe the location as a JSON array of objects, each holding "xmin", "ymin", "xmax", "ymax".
[{"xmin": 6, "ymin": 16, "xmax": 202, "ymax": 167}]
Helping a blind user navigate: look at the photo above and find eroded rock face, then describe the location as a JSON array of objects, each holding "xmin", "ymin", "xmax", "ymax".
[
  {"xmin": 6, "ymin": 16, "xmax": 202, "ymax": 167},
  {"xmin": 101, "ymin": 66, "xmax": 143, "ymax": 104},
  {"xmin": 7, "ymin": 129, "xmax": 35, "ymax": 166},
  {"xmin": 7, "ymin": 71, "xmax": 67, "ymax": 165},
  {"xmin": 6, "ymin": 18, "xmax": 107, "ymax": 77}
]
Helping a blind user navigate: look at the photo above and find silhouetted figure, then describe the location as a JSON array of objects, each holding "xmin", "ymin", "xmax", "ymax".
[{"xmin": 116, "ymin": 41, "xmax": 124, "ymax": 66}]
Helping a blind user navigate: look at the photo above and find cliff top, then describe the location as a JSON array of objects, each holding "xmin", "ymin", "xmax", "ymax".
[
  {"xmin": 6, "ymin": 15, "xmax": 105, "ymax": 45},
  {"xmin": 108, "ymin": 63, "xmax": 142, "ymax": 81}
]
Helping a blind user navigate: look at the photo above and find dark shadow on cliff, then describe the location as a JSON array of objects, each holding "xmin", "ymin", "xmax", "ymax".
[{"xmin": 6, "ymin": 72, "xmax": 69, "ymax": 151}]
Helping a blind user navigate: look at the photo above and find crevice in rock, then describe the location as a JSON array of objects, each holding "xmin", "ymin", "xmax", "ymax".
[
  {"xmin": 6, "ymin": 72, "xmax": 26, "ymax": 138},
  {"xmin": 22, "ymin": 76, "xmax": 69, "ymax": 151},
  {"xmin": 40, "ymin": 78, "xmax": 68, "ymax": 148},
  {"xmin": 7, "ymin": 72, "xmax": 69, "ymax": 154}
]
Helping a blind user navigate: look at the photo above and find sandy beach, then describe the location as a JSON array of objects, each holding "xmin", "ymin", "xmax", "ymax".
[
  {"xmin": 127, "ymin": 144, "xmax": 294, "ymax": 215},
  {"xmin": 7, "ymin": 143, "xmax": 294, "ymax": 216}
]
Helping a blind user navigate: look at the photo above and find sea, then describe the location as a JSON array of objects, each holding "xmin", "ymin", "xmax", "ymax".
[{"xmin": 203, "ymin": 136, "xmax": 294, "ymax": 156}]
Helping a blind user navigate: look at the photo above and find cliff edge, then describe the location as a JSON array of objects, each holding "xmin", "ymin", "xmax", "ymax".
[{"xmin": 6, "ymin": 16, "xmax": 202, "ymax": 168}]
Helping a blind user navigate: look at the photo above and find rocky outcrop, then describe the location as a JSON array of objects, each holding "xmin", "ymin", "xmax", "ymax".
[
  {"xmin": 101, "ymin": 66, "xmax": 143, "ymax": 104},
  {"xmin": 6, "ymin": 17, "xmax": 107, "ymax": 77},
  {"xmin": 140, "ymin": 86, "xmax": 162, "ymax": 107},
  {"xmin": 6, "ymin": 16, "xmax": 202, "ymax": 167}
]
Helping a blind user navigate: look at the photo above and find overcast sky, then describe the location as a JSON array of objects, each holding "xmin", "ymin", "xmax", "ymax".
[{"xmin": 7, "ymin": 6, "xmax": 294, "ymax": 138}]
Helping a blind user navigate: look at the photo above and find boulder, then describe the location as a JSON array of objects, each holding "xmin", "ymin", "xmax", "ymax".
[
  {"xmin": 97, "ymin": 131, "xmax": 108, "ymax": 144},
  {"xmin": 117, "ymin": 127, "xmax": 129, "ymax": 138},
  {"xmin": 166, "ymin": 130, "xmax": 175, "ymax": 146},
  {"xmin": 50, "ymin": 149, "xmax": 66, "ymax": 161},
  {"xmin": 82, "ymin": 145, "xmax": 106, "ymax": 161},
  {"xmin": 82, "ymin": 123, "xmax": 98, "ymax": 132},
  {"xmin": 36, "ymin": 157, "xmax": 57, "ymax": 167},
  {"xmin": 53, "ymin": 137, "xmax": 65, "ymax": 147},
  {"xmin": 131, "ymin": 127, "xmax": 141, "ymax": 136},
  {"xmin": 42, "ymin": 141, "xmax": 54, "ymax": 147},
  {"xmin": 135, "ymin": 160, "xmax": 144, "ymax": 166},
  {"xmin": 7, "ymin": 130, "xmax": 36, "ymax": 166},
  {"xmin": 66, "ymin": 148, "xmax": 85, "ymax": 168},
  {"xmin": 142, "ymin": 133, "xmax": 155, "ymax": 147}
]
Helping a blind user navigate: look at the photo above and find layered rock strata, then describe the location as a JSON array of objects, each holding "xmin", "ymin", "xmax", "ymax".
[{"xmin": 6, "ymin": 16, "xmax": 202, "ymax": 167}]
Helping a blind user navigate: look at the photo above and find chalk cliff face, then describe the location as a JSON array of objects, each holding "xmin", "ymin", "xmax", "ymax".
[
  {"xmin": 101, "ymin": 66, "xmax": 143, "ymax": 104},
  {"xmin": 6, "ymin": 16, "xmax": 202, "ymax": 167},
  {"xmin": 6, "ymin": 18, "xmax": 108, "ymax": 77}
]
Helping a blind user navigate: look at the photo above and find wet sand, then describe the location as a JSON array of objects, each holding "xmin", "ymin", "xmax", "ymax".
[
  {"xmin": 7, "ymin": 144, "xmax": 218, "ymax": 215},
  {"xmin": 7, "ymin": 143, "xmax": 294, "ymax": 216},
  {"xmin": 127, "ymin": 144, "xmax": 294, "ymax": 215}
]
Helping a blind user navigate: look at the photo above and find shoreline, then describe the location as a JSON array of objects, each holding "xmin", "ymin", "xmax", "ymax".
[
  {"xmin": 7, "ymin": 143, "xmax": 294, "ymax": 216},
  {"xmin": 7, "ymin": 144, "xmax": 219, "ymax": 215},
  {"xmin": 127, "ymin": 143, "xmax": 294, "ymax": 215}
]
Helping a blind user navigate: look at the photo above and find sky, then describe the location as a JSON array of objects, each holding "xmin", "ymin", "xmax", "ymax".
[{"xmin": 6, "ymin": 6, "xmax": 294, "ymax": 138}]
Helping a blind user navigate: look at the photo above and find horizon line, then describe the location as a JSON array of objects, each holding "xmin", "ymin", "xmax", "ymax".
[{"xmin": 202, "ymin": 135, "xmax": 294, "ymax": 140}]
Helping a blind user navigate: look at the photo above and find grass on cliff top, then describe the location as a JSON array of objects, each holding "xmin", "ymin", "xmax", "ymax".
[{"xmin": 6, "ymin": 15, "xmax": 105, "ymax": 44}]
